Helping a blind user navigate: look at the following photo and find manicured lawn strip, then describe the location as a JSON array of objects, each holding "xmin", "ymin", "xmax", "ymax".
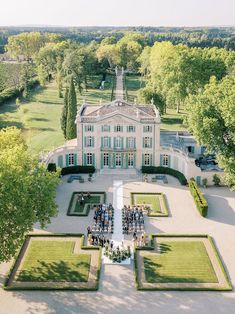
[
  {"xmin": 125, "ymin": 75, "xmax": 145, "ymax": 103},
  {"xmin": 134, "ymin": 234, "xmax": 232, "ymax": 291},
  {"xmin": 4, "ymin": 234, "xmax": 102, "ymax": 291},
  {"xmin": 144, "ymin": 241, "xmax": 218, "ymax": 283},
  {"xmin": 17, "ymin": 241, "xmax": 90, "ymax": 282},
  {"xmin": 67, "ymin": 192, "xmax": 106, "ymax": 216},
  {"xmin": 161, "ymin": 108, "xmax": 187, "ymax": 131},
  {"xmin": 131, "ymin": 192, "xmax": 169, "ymax": 217}
]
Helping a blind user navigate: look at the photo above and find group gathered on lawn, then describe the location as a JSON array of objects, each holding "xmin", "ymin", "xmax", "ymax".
[{"xmin": 122, "ymin": 205, "xmax": 145, "ymax": 234}]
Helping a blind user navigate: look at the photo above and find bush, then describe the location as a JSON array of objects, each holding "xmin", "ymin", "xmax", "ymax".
[
  {"xmin": 202, "ymin": 178, "xmax": 208, "ymax": 187},
  {"xmin": 47, "ymin": 163, "xmax": 57, "ymax": 172},
  {"xmin": 189, "ymin": 179, "xmax": 208, "ymax": 217},
  {"xmin": 141, "ymin": 166, "xmax": 187, "ymax": 185},
  {"xmin": 0, "ymin": 88, "xmax": 21, "ymax": 106},
  {"xmin": 61, "ymin": 165, "xmax": 95, "ymax": 176},
  {"xmin": 213, "ymin": 174, "xmax": 221, "ymax": 186}
]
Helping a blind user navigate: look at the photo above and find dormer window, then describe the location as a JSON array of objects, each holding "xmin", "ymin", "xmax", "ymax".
[{"xmin": 116, "ymin": 125, "xmax": 121, "ymax": 132}]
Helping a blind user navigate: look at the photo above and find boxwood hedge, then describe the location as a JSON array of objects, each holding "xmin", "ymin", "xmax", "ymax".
[
  {"xmin": 141, "ymin": 166, "xmax": 187, "ymax": 185},
  {"xmin": 189, "ymin": 179, "xmax": 208, "ymax": 217},
  {"xmin": 61, "ymin": 165, "xmax": 95, "ymax": 175}
]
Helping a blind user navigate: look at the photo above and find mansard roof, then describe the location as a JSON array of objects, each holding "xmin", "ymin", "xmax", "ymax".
[{"xmin": 78, "ymin": 99, "xmax": 160, "ymax": 122}]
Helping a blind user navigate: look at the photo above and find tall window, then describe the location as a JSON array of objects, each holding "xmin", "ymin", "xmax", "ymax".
[
  {"xmin": 87, "ymin": 136, "xmax": 93, "ymax": 147},
  {"xmin": 86, "ymin": 125, "xmax": 93, "ymax": 132},
  {"xmin": 144, "ymin": 125, "xmax": 152, "ymax": 132},
  {"xmin": 163, "ymin": 154, "xmax": 169, "ymax": 166},
  {"xmin": 102, "ymin": 125, "xmax": 110, "ymax": 132},
  {"xmin": 116, "ymin": 137, "xmax": 121, "ymax": 148},
  {"xmin": 144, "ymin": 137, "xmax": 151, "ymax": 148},
  {"xmin": 103, "ymin": 136, "xmax": 109, "ymax": 148},
  {"xmin": 127, "ymin": 137, "xmax": 135, "ymax": 149},
  {"xmin": 68, "ymin": 153, "xmax": 74, "ymax": 166},
  {"xmin": 103, "ymin": 153, "xmax": 109, "ymax": 167},
  {"xmin": 144, "ymin": 154, "xmax": 150, "ymax": 166},
  {"xmin": 127, "ymin": 125, "xmax": 135, "ymax": 132},
  {"xmin": 87, "ymin": 153, "xmax": 93, "ymax": 165},
  {"xmin": 116, "ymin": 125, "xmax": 121, "ymax": 132},
  {"xmin": 128, "ymin": 153, "xmax": 134, "ymax": 167}
]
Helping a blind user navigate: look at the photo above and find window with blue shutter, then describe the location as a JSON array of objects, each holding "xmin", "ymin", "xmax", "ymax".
[
  {"xmin": 66, "ymin": 154, "xmax": 69, "ymax": 167},
  {"xmin": 74, "ymin": 154, "xmax": 78, "ymax": 166},
  {"xmin": 160, "ymin": 154, "xmax": 163, "ymax": 166}
]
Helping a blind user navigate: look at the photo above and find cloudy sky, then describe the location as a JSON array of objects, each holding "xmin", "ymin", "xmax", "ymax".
[{"xmin": 0, "ymin": 0, "xmax": 234, "ymax": 27}]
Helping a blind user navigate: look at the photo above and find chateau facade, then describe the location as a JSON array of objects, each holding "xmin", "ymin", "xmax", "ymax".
[{"xmin": 45, "ymin": 97, "xmax": 221, "ymax": 185}]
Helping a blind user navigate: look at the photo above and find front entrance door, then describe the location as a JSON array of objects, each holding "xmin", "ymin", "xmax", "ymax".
[
  {"xmin": 128, "ymin": 153, "xmax": 134, "ymax": 167},
  {"xmin": 115, "ymin": 153, "xmax": 121, "ymax": 168},
  {"xmin": 103, "ymin": 153, "xmax": 109, "ymax": 167}
]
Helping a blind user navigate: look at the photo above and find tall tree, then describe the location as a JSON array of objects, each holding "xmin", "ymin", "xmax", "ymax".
[
  {"xmin": 186, "ymin": 76, "xmax": 235, "ymax": 190},
  {"xmin": 61, "ymin": 87, "xmax": 68, "ymax": 138},
  {"xmin": 0, "ymin": 127, "xmax": 60, "ymax": 262},
  {"xmin": 66, "ymin": 78, "xmax": 77, "ymax": 139}
]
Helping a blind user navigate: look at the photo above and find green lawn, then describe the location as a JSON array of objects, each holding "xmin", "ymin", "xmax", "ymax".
[
  {"xmin": 125, "ymin": 75, "xmax": 145, "ymax": 103},
  {"xmin": 17, "ymin": 240, "xmax": 91, "ymax": 282},
  {"xmin": 144, "ymin": 241, "xmax": 218, "ymax": 283},
  {"xmin": 75, "ymin": 195, "xmax": 101, "ymax": 213},
  {"xmin": 77, "ymin": 74, "xmax": 113, "ymax": 104},
  {"xmin": 161, "ymin": 108, "xmax": 187, "ymax": 131},
  {"xmin": 134, "ymin": 194, "xmax": 161, "ymax": 213}
]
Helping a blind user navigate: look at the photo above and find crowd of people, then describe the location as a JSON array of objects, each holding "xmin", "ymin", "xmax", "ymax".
[
  {"xmin": 122, "ymin": 205, "xmax": 145, "ymax": 234},
  {"xmin": 89, "ymin": 203, "xmax": 114, "ymax": 234},
  {"xmin": 87, "ymin": 232, "xmax": 113, "ymax": 247}
]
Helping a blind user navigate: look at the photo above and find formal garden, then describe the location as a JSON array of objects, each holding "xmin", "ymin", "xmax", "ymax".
[
  {"xmin": 67, "ymin": 191, "xmax": 106, "ymax": 216},
  {"xmin": 131, "ymin": 192, "xmax": 169, "ymax": 216},
  {"xmin": 134, "ymin": 235, "xmax": 232, "ymax": 291},
  {"xmin": 4, "ymin": 234, "xmax": 101, "ymax": 290}
]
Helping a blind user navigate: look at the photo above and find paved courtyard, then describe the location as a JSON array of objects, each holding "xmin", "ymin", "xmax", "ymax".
[{"xmin": 0, "ymin": 172, "xmax": 235, "ymax": 314}]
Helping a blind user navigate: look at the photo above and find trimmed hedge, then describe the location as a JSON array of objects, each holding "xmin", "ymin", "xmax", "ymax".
[
  {"xmin": 61, "ymin": 165, "xmax": 95, "ymax": 175},
  {"xmin": 189, "ymin": 179, "xmax": 208, "ymax": 217},
  {"xmin": 141, "ymin": 166, "xmax": 187, "ymax": 185},
  {"xmin": 4, "ymin": 233, "xmax": 102, "ymax": 291}
]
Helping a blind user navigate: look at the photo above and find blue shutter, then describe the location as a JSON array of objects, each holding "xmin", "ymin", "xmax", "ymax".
[
  {"xmin": 92, "ymin": 153, "xmax": 95, "ymax": 167},
  {"xmin": 121, "ymin": 153, "xmax": 124, "ymax": 168},
  {"xmin": 83, "ymin": 153, "xmax": 86, "ymax": 166},
  {"xmin": 143, "ymin": 126, "xmax": 146, "ymax": 132},
  {"xmin": 92, "ymin": 125, "xmax": 94, "ymax": 132},
  {"xmin": 134, "ymin": 153, "xmax": 136, "ymax": 167},
  {"xmin": 58, "ymin": 155, "xmax": 63, "ymax": 168},
  {"xmin": 121, "ymin": 137, "xmax": 124, "ymax": 149},
  {"xmin": 134, "ymin": 138, "xmax": 136, "ymax": 149},
  {"xmin": 108, "ymin": 153, "xmax": 112, "ymax": 168},
  {"xmin": 101, "ymin": 137, "xmax": 104, "ymax": 148},
  {"xmin": 101, "ymin": 153, "xmax": 104, "ymax": 169},
  {"xmin": 74, "ymin": 154, "xmax": 78, "ymax": 166},
  {"xmin": 126, "ymin": 126, "xmax": 129, "ymax": 133},
  {"xmin": 120, "ymin": 125, "xmax": 123, "ymax": 132},
  {"xmin": 114, "ymin": 137, "xmax": 116, "ymax": 148},
  {"xmin": 150, "ymin": 154, "xmax": 153, "ymax": 166},
  {"xmin": 66, "ymin": 154, "xmax": 69, "ymax": 167},
  {"xmin": 168, "ymin": 155, "xmax": 171, "ymax": 168},
  {"xmin": 113, "ymin": 153, "xmax": 116, "ymax": 168},
  {"xmin": 126, "ymin": 137, "xmax": 128, "ymax": 149},
  {"xmin": 150, "ymin": 138, "xmax": 152, "ymax": 148},
  {"xmin": 125, "ymin": 153, "xmax": 128, "ymax": 168},
  {"xmin": 84, "ymin": 136, "xmax": 87, "ymax": 147},
  {"xmin": 101, "ymin": 125, "xmax": 104, "ymax": 132},
  {"xmin": 142, "ymin": 154, "xmax": 144, "ymax": 166},
  {"xmin": 142, "ymin": 138, "xmax": 145, "ymax": 148},
  {"xmin": 109, "ymin": 137, "xmax": 111, "ymax": 148},
  {"xmin": 160, "ymin": 154, "xmax": 163, "ymax": 166},
  {"xmin": 92, "ymin": 137, "xmax": 95, "ymax": 147},
  {"xmin": 114, "ymin": 126, "xmax": 117, "ymax": 132}
]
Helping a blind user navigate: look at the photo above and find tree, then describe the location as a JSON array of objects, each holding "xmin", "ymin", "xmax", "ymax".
[
  {"xmin": 61, "ymin": 87, "xmax": 68, "ymax": 138},
  {"xmin": 66, "ymin": 78, "xmax": 77, "ymax": 139},
  {"xmin": 138, "ymin": 86, "xmax": 165, "ymax": 114},
  {"xmin": 37, "ymin": 64, "xmax": 47, "ymax": 86},
  {"xmin": 186, "ymin": 76, "xmax": 235, "ymax": 190},
  {"xmin": 0, "ymin": 127, "xmax": 60, "ymax": 262}
]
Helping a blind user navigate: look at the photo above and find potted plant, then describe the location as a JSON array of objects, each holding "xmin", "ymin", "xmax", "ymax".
[
  {"xmin": 88, "ymin": 173, "xmax": 92, "ymax": 182},
  {"xmin": 213, "ymin": 174, "xmax": 221, "ymax": 186}
]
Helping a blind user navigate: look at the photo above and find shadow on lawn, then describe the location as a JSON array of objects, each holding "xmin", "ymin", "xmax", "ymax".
[{"xmin": 17, "ymin": 260, "xmax": 90, "ymax": 283}]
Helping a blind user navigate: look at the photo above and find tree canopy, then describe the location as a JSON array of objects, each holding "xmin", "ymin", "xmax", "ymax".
[{"xmin": 0, "ymin": 127, "xmax": 60, "ymax": 262}]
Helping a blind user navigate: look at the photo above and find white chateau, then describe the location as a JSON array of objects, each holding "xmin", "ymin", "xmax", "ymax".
[{"xmin": 45, "ymin": 72, "xmax": 222, "ymax": 185}]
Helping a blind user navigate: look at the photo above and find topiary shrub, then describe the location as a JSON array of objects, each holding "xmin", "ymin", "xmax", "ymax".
[
  {"xmin": 213, "ymin": 174, "xmax": 221, "ymax": 186},
  {"xmin": 141, "ymin": 166, "xmax": 187, "ymax": 185},
  {"xmin": 61, "ymin": 165, "xmax": 95, "ymax": 176},
  {"xmin": 189, "ymin": 179, "xmax": 208, "ymax": 217}
]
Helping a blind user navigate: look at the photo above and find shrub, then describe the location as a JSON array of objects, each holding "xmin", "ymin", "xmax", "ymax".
[
  {"xmin": 213, "ymin": 174, "xmax": 221, "ymax": 186},
  {"xmin": 0, "ymin": 88, "xmax": 21, "ymax": 106},
  {"xmin": 202, "ymin": 178, "xmax": 208, "ymax": 187},
  {"xmin": 141, "ymin": 166, "xmax": 187, "ymax": 185},
  {"xmin": 189, "ymin": 179, "xmax": 208, "ymax": 217},
  {"xmin": 47, "ymin": 163, "xmax": 57, "ymax": 172},
  {"xmin": 61, "ymin": 165, "xmax": 95, "ymax": 176}
]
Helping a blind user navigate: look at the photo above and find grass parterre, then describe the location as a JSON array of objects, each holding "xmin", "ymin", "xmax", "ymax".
[
  {"xmin": 135, "ymin": 235, "xmax": 232, "ymax": 291},
  {"xmin": 4, "ymin": 234, "xmax": 101, "ymax": 290},
  {"xmin": 131, "ymin": 192, "xmax": 169, "ymax": 217}
]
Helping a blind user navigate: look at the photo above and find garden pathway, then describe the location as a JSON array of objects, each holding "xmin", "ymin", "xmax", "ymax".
[
  {"xmin": 112, "ymin": 180, "xmax": 124, "ymax": 242},
  {"xmin": 115, "ymin": 71, "xmax": 124, "ymax": 99}
]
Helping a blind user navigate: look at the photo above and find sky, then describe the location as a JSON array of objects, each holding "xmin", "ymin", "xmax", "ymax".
[{"xmin": 0, "ymin": 0, "xmax": 234, "ymax": 27}]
